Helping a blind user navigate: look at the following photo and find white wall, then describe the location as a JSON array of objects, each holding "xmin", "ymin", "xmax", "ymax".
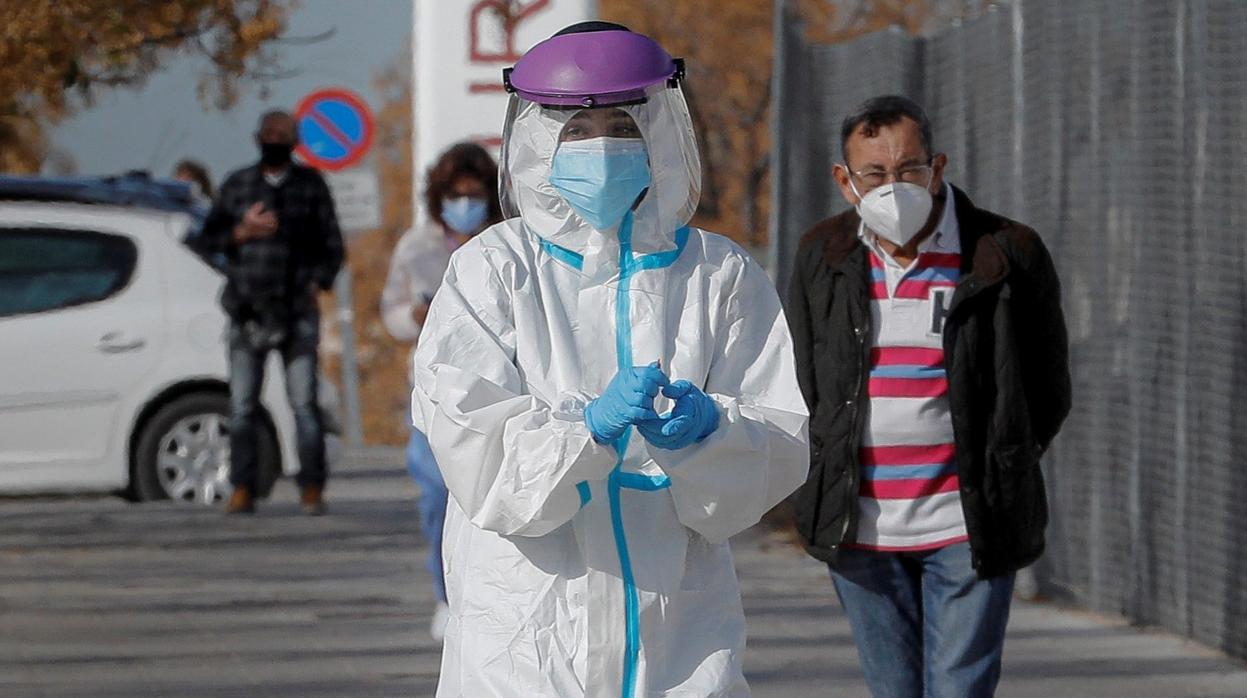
[{"xmin": 411, "ymin": 0, "xmax": 596, "ymax": 226}]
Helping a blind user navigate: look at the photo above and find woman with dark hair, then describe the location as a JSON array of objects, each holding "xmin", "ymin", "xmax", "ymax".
[
  {"xmin": 172, "ymin": 158, "xmax": 214, "ymax": 209},
  {"xmin": 422, "ymin": 142, "xmax": 504, "ymax": 237},
  {"xmin": 380, "ymin": 141, "xmax": 502, "ymax": 641}
]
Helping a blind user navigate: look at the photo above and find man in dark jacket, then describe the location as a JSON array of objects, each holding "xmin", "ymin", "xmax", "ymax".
[
  {"xmin": 786, "ymin": 95, "xmax": 1070, "ymax": 697},
  {"xmin": 194, "ymin": 110, "xmax": 344, "ymax": 516}
]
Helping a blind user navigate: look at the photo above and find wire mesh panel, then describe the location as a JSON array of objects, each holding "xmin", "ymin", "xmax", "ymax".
[{"xmin": 771, "ymin": 0, "xmax": 1247, "ymax": 660}]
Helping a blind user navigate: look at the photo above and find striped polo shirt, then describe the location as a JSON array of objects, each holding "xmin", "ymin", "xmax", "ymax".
[{"xmin": 853, "ymin": 183, "xmax": 968, "ymax": 551}]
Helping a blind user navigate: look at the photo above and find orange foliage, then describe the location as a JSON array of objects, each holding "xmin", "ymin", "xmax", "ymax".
[
  {"xmin": 600, "ymin": 0, "xmax": 773, "ymax": 249},
  {"xmin": 0, "ymin": 0, "xmax": 294, "ymax": 173},
  {"xmin": 598, "ymin": 0, "xmax": 990, "ymax": 250}
]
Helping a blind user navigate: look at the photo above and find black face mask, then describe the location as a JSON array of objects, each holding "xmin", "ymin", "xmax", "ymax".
[{"xmin": 260, "ymin": 142, "xmax": 294, "ymax": 167}]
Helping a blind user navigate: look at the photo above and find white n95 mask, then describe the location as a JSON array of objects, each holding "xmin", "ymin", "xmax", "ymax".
[{"xmin": 852, "ymin": 181, "xmax": 933, "ymax": 247}]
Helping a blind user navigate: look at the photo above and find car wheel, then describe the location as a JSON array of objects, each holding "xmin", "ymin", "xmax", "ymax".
[{"xmin": 133, "ymin": 393, "xmax": 279, "ymax": 504}]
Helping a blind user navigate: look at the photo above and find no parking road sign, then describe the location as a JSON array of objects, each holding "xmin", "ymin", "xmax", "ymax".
[{"xmin": 294, "ymin": 88, "xmax": 374, "ymax": 171}]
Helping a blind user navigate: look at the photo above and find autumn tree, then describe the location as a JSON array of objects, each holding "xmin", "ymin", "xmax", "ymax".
[
  {"xmin": 600, "ymin": 0, "xmax": 773, "ymax": 249},
  {"xmin": 795, "ymin": 0, "xmax": 991, "ymax": 43},
  {"xmin": 353, "ymin": 59, "xmax": 416, "ymax": 445},
  {"xmin": 599, "ymin": 0, "xmax": 991, "ymax": 250},
  {"xmin": 0, "ymin": 0, "xmax": 295, "ymax": 173}
]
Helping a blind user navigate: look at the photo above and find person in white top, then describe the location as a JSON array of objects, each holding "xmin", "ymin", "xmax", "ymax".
[{"xmin": 380, "ymin": 142, "xmax": 502, "ymax": 641}]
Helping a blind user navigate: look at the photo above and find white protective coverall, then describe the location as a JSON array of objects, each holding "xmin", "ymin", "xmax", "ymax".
[{"xmin": 411, "ymin": 84, "xmax": 809, "ymax": 697}]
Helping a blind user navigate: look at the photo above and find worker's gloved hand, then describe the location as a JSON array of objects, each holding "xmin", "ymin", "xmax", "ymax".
[
  {"xmin": 584, "ymin": 362, "xmax": 669, "ymax": 445},
  {"xmin": 636, "ymin": 380, "xmax": 720, "ymax": 450}
]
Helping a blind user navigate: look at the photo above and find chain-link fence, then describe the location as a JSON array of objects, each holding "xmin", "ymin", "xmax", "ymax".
[{"xmin": 770, "ymin": 0, "xmax": 1247, "ymax": 661}]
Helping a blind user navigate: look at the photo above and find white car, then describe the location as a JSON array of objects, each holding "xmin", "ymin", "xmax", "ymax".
[{"xmin": 0, "ymin": 179, "xmax": 340, "ymax": 504}]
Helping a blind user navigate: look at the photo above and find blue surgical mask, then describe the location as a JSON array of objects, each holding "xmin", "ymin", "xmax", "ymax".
[
  {"xmin": 549, "ymin": 137, "xmax": 651, "ymax": 231},
  {"xmin": 441, "ymin": 196, "xmax": 490, "ymax": 235}
]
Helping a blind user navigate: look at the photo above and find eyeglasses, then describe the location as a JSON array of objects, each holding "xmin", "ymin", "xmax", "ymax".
[{"xmin": 843, "ymin": 163, "xmax": 934, "ymax": 190}]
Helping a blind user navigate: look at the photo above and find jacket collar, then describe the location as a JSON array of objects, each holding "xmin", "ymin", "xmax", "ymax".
[{"xmin": 951, "ymin": 185, "xmax": 1009, "ymax": 289}]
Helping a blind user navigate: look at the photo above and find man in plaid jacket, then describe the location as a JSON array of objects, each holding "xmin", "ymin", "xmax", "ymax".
[{"xmin": 195, "ymin": 110, "xmax": 344, "ymax": 516}]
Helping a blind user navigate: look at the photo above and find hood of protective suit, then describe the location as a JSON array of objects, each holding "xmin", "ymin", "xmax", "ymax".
[{"xmin": 500, "ymin": 87, "xmax": 702, "ymax": 256}]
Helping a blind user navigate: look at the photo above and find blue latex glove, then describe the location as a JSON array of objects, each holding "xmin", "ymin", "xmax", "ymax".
[
  {"xmin": 636, "ymin": 380, "xmax": 720, "ymax": 450},
  {"xmin": 584, "ymin": 362, "xmax": 669, "ymax": 445}
]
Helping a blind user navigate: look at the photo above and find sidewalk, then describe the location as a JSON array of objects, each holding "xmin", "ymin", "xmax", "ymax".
[
  {"xmin": 0, "ymin": 448, "xmax": 1242, "ymax": 696},
  {"xmin": 733, "ymin": 524, "xmax": 1247, "ymax": 697}
]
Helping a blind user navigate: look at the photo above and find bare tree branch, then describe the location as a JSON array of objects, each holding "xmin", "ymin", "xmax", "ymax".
[{"xmin": 269, "ymin": 27, "xmax": 336, "ymax": 45}]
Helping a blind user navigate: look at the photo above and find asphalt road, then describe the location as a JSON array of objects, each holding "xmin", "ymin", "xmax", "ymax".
[{"xmin": 1, "ymin": 449, "xmax": 1244, "ymax": 697}]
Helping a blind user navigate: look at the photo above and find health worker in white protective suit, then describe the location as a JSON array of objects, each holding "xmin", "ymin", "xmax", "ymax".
[{"xmin": 410, "ymin": 21, "xmax": 810, "ymax": 698}]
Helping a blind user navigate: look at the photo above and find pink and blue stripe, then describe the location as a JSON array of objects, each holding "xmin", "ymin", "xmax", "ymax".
[
  {"xmin": 868, "ymin": 347, "xmax": 948, "ymax": 398},
  {"xmin": 859, "ymin": 443, "xmax": 960, "ymax": 500},
  {"xmin": 869, "ymin": 250, "xmax": 962, "ymax": 300}
]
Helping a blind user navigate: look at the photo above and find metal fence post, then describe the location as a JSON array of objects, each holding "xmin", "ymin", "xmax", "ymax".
[{"xmin": 334, "ymin": 267, "xmax": 364, "ymax": 447}]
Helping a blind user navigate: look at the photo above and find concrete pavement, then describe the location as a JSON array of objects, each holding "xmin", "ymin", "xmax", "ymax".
[{"xmin": 0, "ymin": 448, "xmax": 1243, "ymax": 696}]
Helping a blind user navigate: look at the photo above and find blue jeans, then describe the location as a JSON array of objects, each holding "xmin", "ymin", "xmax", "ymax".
[
  {"xmin": 406, "ymin": 428, "xmax": 448, "ymax": 603},
  {"xmin": 830, "ymin": 542, "xmax": 1014, "ymax": 698},
  {"xmin": 227, "ymin": 311, "xmax": 325, "ymax": 489}
]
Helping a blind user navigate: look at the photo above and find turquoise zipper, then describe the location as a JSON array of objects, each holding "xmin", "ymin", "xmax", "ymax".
[{"xmin": 539, "ymin": 216, "xmax": 687, "ymax": 698}]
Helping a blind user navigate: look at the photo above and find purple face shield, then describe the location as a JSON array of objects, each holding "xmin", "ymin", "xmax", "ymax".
[
  {"xmin": 503, "ymin": 28, "xmax": 685, "ymax": 108},
  {"xmin": 499, "ymin": 24, "xmax": 702, "ymax": 250}
]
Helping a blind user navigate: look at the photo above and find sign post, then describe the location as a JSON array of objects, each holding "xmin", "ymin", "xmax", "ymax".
[
  {"xmin": 324, "ymin": 170, "xmax": 381, "ymax": 234},
  {"xmin": 293, "ymin": 87, "xmax": 377, "ymax": 448}
]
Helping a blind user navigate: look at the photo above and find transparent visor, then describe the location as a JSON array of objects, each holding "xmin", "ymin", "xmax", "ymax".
[{"xmin": 499, "ymin": 83, "xmax": 702, "ymax": 247}]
